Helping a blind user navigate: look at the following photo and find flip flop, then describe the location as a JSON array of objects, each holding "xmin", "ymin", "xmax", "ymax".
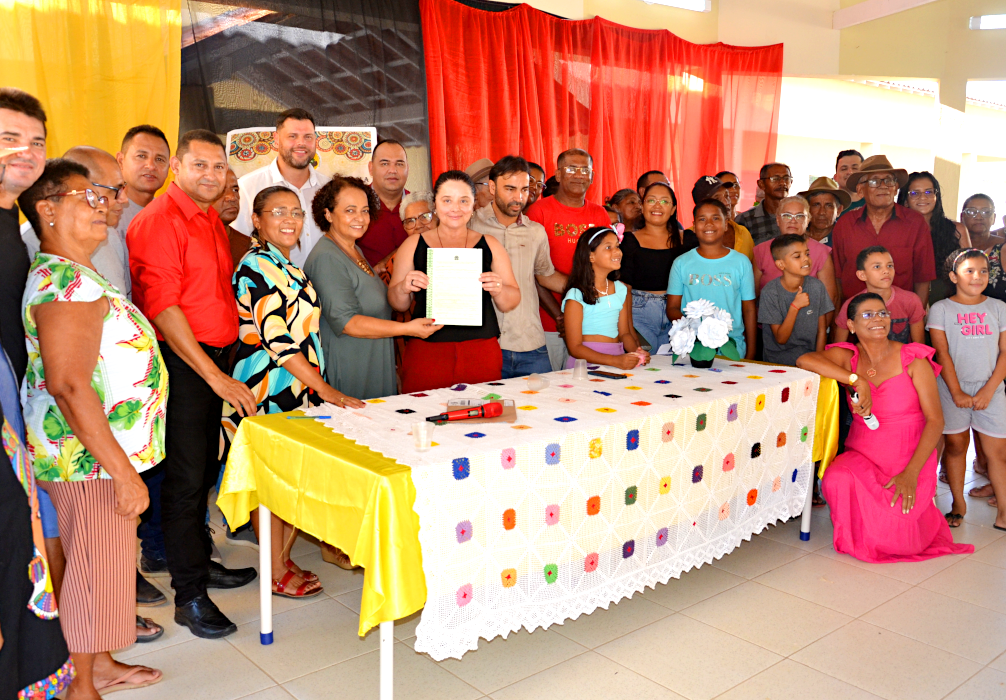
[
  {"xmin": 994, "ymin": 524, "xmax": 1006, "ymax": 532},
  {"xmin": 96, "ymin": 665, "xmax": 163, "ymax": 695},
  {"xmin": 944, "ymin": 512, "xmax": 964, "ymax": 529},
  {"xmin": 135, "ymin": 615, "xmax": 163, "ymax": 643},
  {"xmin": 970, "ymin": 483, "xmax": 995, "ymax": 498}
]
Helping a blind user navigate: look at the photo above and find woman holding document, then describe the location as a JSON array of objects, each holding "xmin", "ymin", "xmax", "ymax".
[
  {"xmin": 389, "ymin": 170, "xmax": 520, "ymax": 393},
  {"xmin": 306, "ymin": 176, "xmax": 442, "ymax": 400}
]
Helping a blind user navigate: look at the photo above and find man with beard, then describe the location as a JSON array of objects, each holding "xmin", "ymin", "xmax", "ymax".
[
  {"xmin": 233, "ymin": 108, "xmax": 329, "ymax": 267},
  {"xmin": 470, "ymin": 155, "xmax": 566, "ymax": 379},
  {"xmin": 115, "ymin": 124, "xmax": 171, "ymax": 239},
  {"xmin": 736, "ymin": 163, "xmax": 793, "ymax": 245},
  {"xmin": 526, "ymin": 148, "xmax": 610, "ymax": 370}
]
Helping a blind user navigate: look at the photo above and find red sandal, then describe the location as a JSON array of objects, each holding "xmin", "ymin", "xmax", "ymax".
[
  {"xmin": 284, "ymin": 559, "xmax": 318, "ymax": 582},
  {"xmin": 272, "ymin": 569, "xmax": 324, "ymax": 598}
]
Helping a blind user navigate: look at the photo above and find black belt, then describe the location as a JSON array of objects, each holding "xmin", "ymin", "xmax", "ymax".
[{"xmin": 199, "ymin": 342, "xmax": 232, "ymax": 359}]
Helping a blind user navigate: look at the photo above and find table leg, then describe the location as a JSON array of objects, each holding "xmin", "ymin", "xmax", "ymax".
[
  {"xmin": 380, "ymin": 620, "xmax": 393, "ymax": 700},
  {"xmin": 259, "ymin": 504, "xmax": 273, "ymax": 645},
  {"xmin": 799, "ymin": 470, "xmax": 814, "ymax": 541}
]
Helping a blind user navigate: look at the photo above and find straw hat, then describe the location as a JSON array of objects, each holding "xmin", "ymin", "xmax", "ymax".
[
  {"xmin": 798, "ymin": 176, "xmax": 851, "ymax": 208},
  {"xmin": 844, "ymin": 155, "xmax": 908, "ymax": 190},
  {"xmin": 465, "ymin": 158, "xmax": 494, "ymax": 184}
]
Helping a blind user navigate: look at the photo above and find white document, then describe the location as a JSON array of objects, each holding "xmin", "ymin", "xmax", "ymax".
[
  {"xmin": 655, "ymin": 344, "xmax": 672, "ymax": 356},
  {"xmin": 426, "ymin": 247, "xmax": 483, "ymax": 326}
]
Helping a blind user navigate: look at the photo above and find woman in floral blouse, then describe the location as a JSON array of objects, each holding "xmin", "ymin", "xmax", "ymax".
[
  {"xmin": 18, "ymin": 159, "xmax": 166, "ymax": 695},
  {"xmin": 221, "ymin": 185, "xmax": 363, "ymax": 595}
]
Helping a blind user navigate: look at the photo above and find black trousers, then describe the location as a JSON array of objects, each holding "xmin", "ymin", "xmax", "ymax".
[{"xmin": 160, "ymin": 343, "xmax": 229, "ymax": 606}]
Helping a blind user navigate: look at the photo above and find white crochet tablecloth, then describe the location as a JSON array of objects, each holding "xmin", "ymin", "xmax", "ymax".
[{"xmin": 305, "ymin": 356, "xmax": 819, "ymax": 661}]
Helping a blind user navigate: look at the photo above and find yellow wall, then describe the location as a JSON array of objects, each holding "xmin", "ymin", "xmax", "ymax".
[{"xmin": 583, "ymin": 0, "xmax": 719, "ymax": 43}]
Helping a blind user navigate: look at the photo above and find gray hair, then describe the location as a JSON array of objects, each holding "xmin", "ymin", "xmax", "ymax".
[
  {"xmin": 400, "ymin": 191, "xmax": 434, "ymax": 221},
  {"xmin": 776, "ymin": 195, "xmax": 810, "ymax": 216}
]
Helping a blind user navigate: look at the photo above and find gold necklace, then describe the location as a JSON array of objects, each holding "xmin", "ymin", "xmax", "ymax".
[
  {"xmin": 328, "ymin": 233, "xmax": 374, "ymax": 276},
  {"xmin": 861, "ymin": 343, "xmax": 890, "ymax": 378}
]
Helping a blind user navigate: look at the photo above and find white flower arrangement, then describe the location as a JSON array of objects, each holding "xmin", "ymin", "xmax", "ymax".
[{"xmin": 668, "ymin": 301, "xmax": 740, "ymax": 363}]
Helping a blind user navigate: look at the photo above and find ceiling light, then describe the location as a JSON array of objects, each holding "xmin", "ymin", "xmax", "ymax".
[
  {"xmin": 970, "ymin": 15, "xmax": 1006, "ymax": 30},
  {"xmin": 642, "ymin": 0, "xmax": 712, "ymax": 12}
]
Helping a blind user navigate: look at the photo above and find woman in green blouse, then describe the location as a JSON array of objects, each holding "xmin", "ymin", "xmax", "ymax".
[{"xmin": 306, "ymin": 176, "xmax": 441, "ymax": 399}]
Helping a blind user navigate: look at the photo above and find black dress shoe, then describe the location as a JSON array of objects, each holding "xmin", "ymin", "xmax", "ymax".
[
  {"xmin": 206, "ymin": 560, "xmax": 257, "ymax": 589},
  {"xmin": 136, "ymin": 570, "xmax": 166, "ymax": 607},
  {"xmin": 174, "ymin": 594, "xmax": 237, "ymax": 639}
]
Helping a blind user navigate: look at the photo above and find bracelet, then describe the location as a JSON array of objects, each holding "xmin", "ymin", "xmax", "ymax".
[{"xmin": 790, "ymin": 303, "xmax": 799, "ymax": 310}]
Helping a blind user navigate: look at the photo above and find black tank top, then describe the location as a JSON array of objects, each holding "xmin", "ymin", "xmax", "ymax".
[{"xmin": 413, "ymin": 234, "xmax": 501, "ymax": 343}]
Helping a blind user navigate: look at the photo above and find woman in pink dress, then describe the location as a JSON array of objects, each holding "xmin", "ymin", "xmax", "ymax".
[{"xmin": 797, "ymin": 293, "xmax": 974, "ymax": 562}]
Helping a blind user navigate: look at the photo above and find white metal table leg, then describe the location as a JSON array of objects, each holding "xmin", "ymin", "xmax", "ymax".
[
  {"xmin": 259, "ymin": 504, "xmax": 273, "ymax": 644},
  {"xmin": 380, "ymin": 620, "xmax": 394, "ymax": 700},
  {"xmin": 799, "ymin": 468, "xmax": 814, "ymax": 542}
]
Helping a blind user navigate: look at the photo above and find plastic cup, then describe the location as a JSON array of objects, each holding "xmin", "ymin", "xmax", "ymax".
[
  {"xmin": 573, "ymin": 359, "xmax": 588, "ymax": 380},
  {"xmin": 526, "ymin": 373, "xmax": 550, "ymax": 391},
  {"xmin": 413, "ymin": 422, "xmax": 434, "ymax": 451}
]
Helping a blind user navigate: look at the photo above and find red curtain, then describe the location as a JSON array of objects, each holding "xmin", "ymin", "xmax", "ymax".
[{"xmin": 421, "ymin": 0, "xmax": 783, "ymax": 218}]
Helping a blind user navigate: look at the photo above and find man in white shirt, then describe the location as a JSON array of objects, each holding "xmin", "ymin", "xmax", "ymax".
[
  {"xmin": 115, "ymin": 124, "xmax": 171, "ymax": 239},
  {"xmin": 232, "ymin": 108, "xmax": 330, "ymax": 267},
  {"xmin": 21, "ymin": 146, "xmax": 132, "ymax": 296}
]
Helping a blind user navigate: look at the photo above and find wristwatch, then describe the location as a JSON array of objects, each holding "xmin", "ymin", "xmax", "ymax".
[{"xmin": 848, "ymin": 373, "xmax": 858, "ymax": 385}]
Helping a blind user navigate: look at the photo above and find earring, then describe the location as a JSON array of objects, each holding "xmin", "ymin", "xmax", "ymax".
[{"xmin": 49, "ymin": 221, "xmax": 54, "ymax": 227}]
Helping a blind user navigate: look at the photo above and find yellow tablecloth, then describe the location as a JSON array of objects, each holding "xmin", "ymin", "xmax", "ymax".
[
  {"xmin": 217, "ymin": 414, "xmax": 426, "ymax": 636},
  {"xmin": 217, "ymin": 381, "xmax": 839, "ymax": 638}
]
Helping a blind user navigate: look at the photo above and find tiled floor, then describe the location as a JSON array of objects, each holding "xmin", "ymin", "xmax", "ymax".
[{"xmin": 118, "ymin": 465, "xmax": 1006, "ymax": 700}]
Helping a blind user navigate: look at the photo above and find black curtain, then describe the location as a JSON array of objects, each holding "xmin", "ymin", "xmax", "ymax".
[{"xmin": 180, "ymin": 0, "xmax": 428, "ymax": 149}]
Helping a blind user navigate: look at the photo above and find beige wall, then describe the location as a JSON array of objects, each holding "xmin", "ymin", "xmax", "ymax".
[
  {"xmin": 583, "ymin": 0, "xmax": 719, "ymax": 43},
  {"xmin": 719, "ymin": 0, "xmax": 840, "ymax": 75}
]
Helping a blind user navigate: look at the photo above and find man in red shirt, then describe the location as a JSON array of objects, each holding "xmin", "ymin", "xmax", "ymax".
[
  {"xmin": 358, "ymin": 139, "xmax": 409, "ymax": 273},
  {"xmin": 831, "ymin": 155, "xmax": 935, "ymax": 302},
  {"xmin": 525, "ymin": 148, "xmax": 610, "ymax": 370},
  {"xmin": 128, "ymin": 130, "xmax": 258, "ymax": 639}
]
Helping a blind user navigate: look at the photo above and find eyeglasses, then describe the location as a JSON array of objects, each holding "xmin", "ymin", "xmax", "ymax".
[
  {"xmin": 528, "ymin": 178, "xmax": 544, "ymax": 192},
  {"xmin": 779, "ymin": 212, "xmax": 807, "ymax": 222},
  {"xmin": 907, "ymin": 189, "xmax": 937, "ymax": 198},
  {"xmin": 645, "ymin": 198, "xmax": 672, "ymax": 206},
  {"xmin": 46, "ymin": 189, "xmax": 108, "ymax": 208},
  {"xmin": 474, "ymin": 182, "xmax": 489, "ymax": 189},
  {"xmin": 865, "ymin": 177, "xmax": 898, "ymax": 189},
  {"xmin": 91, "ymin": 181, "xmax": 128, "ymax": 202},
  {"xmin": 562, "ymin": 166, "xmax": 592, "ymax": 177},
  {"xmin": 403, "ymin": 212, "xmax": 434, "ymax": 229},
  {"xmin": 764, "ymin": 175, "xmax": 793, "ymax": 184},
  {"xmin": 266, "ymin": 208, "xmax": 305, "ymax": 219},
  {"xmin": 721, "ymin": 181, "xmax": 738, "ymax": 189},
  {"xmin": 856, "ymin": 310, "xmax": 891, "ymax": 320},
  {"xmin": 963, "ymin": 207, "xmax": 995, "ymax": 218}
]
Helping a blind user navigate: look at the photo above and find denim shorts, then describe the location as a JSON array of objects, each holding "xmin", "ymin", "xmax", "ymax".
[
  {"xmin": 38, "ymin": 485, "xmax": 59, "ymax": 538},
  {"xmin": 631, "ymin": 290, "xmax": 671, "ymax": 350}
]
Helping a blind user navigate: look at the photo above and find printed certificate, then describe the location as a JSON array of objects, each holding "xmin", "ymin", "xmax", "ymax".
[{"xmin": 426, "ymin": 247, "xmax": 483, "ymax": 326}]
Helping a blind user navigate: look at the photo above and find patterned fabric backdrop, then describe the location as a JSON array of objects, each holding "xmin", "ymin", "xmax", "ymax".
[
  {"xmin": 305, "ymin": 357, "xmax": 818, "ymax": 661},
  {"xmin": 225, "ymin": 127, "xmax": 376, "ymax": 180}
]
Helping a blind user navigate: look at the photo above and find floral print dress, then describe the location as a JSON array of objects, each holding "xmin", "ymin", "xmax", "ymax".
[
  {"xmin": 22, "ymin": 255, "xmax": 167, "ymax": 482},
  {"xmin": 221, "ymin": 241, "xmax": 325, "ymax": 449}
]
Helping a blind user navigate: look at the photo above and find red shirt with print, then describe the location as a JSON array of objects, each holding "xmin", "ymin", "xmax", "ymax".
[{"xmin": 525, "ymin": 196, "xmax": 611, "ymax": 332}]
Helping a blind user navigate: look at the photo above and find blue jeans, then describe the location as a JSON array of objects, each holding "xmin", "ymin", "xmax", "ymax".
[
  {"xmin": 501, "ymin": 346, "xmax": 553, "ymax": 379},
  {"xmin": 631, "ymin": 289, "xmax": 671, "ymax": 350}
]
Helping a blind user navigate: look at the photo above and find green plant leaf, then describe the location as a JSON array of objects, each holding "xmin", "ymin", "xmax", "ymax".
[
  {"xmin": 42, "ymin": 407, "xmax": 71, "ymax": 441},
  {"xmin": 691, "ymin": 342, "xmax": 715, "ymax": 360},
  {"xmin": 717, "ymin": 338, "xmax": 741, "ymax": 361},
  {"xmin": 107, "ymin": 399, "xmax": 143, "ymax": 430}
]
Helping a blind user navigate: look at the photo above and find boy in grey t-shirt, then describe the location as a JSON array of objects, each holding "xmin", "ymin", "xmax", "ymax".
[{"xmin": 758, "ymin": 235, "xmax": 834, "ymax": 366}]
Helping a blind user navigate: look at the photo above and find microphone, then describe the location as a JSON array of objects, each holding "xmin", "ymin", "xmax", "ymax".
[
  {"xmin": 847, "ymin": 387, "xmax": 880, "ymax": 431},
  {"xmin": 426, "ymin": 402, "xmax": 503, "ymax": 423}
]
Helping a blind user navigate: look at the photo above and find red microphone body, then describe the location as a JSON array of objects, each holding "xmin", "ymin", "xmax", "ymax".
[{"xmin": 426, "ymin": 402, "xmax": 503, "ymax": 423}]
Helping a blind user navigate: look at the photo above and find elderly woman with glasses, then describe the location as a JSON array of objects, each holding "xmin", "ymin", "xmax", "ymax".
[
  {"xmin": 751, "ymin": 195, "xmax": 839, "ymax": 313},
  {"xmin": 400, "ymin": 191, "xmax": 437, "ymax": 236},
  {"xmin": 960, "ymin": 194, "xmax": 1003, "ymax": 254},
  {"xmin": 797, "ymin": 293, "xmax": 973, "ymax": 563},
  {"xmin": 222, "ymin": 184, "xmax": 366, "ymax": 586},
  {"xmin": 17, "ymin": 159, "xmax": 167, "ymax": 695}
]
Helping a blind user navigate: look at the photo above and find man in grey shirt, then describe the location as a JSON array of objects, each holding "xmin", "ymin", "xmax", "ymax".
[{"xmin": 115, "ymin": 124, "xmax": 171, "ymax": 239}]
